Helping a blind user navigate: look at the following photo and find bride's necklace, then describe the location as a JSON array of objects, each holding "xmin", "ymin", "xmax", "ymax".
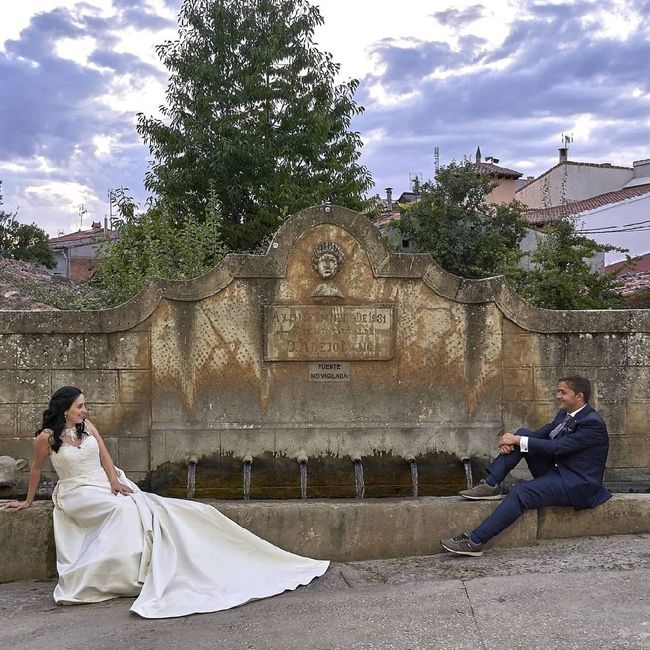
[{"xmin": 62, "ymin": 427, "xmax": 79, "ymax": 440}]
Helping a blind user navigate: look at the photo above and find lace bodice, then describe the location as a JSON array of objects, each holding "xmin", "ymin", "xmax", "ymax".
[{"xmin": 50, "ymin": 434, "xmax": 106, "ymax": 482}]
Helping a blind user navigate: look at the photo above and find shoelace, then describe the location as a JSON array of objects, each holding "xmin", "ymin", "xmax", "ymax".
[{"xmin": 452, "ymin": 533, "xmax": 470, "ymax": 542}]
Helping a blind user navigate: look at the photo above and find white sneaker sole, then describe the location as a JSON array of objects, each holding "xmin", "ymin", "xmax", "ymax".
[
  {"xmin": 460, "ymin": 493, "xmax": 503, "ymax": 501},
  {"xmin": 441, "ymin": 542, "xmax": 484, "ymax": 557}
]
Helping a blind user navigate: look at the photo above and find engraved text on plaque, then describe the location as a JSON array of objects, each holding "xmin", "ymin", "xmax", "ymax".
[{"xmin": 265, "ymin": 305, "xmax": 394, "ymax": 361}]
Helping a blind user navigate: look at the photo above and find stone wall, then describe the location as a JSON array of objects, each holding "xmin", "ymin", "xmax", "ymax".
[{"xmin": 1, "ymin": 205, "xmax": 648, "ymax": 497}]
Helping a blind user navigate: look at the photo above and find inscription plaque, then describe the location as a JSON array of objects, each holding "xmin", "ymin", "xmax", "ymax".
[
  {"xmin": 309, "ymin": 362, "xmax": 350, "ymax": 381},
  {"xmin": 265, "ymin": 305, "xmax": 394, "ymax": 361}
]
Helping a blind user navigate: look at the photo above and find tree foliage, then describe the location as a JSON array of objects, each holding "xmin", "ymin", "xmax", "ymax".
[
  {"xmin": 512, "ymin": 218, "xmax": 626, "ymax": 310},
  {"xmin": 397, "ymin": 161, "xmax": 528, "ymax": 278},
  {"xmin": 94, "ymin": 188, "xmax": 228, "ymax": 306},
  {"xmin": 137, "ymin": 0, "xmax": 372, "ymax": 251},
  {"xmin": 0, "ymin": 182, "xmax": 55, "ymax": 268}
]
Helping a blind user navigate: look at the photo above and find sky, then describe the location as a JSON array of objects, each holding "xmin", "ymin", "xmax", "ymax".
[{"xmin": 1, "ymin": 0, "xmax": 650, "ymax": 238}]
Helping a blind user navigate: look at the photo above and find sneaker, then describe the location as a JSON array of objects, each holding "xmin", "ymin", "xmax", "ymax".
[
  {"xmin": 459, "ymin": 480, "xmax": 502, "ymax": 500},
  {"xmin": 440, "ymin": 532, "xmax": 484, "ymax": 556}
]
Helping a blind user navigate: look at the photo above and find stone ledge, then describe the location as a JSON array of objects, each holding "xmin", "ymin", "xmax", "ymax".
[{"xmin": 1, "ymin": 494, "xmax": 648, "ymax": 584}]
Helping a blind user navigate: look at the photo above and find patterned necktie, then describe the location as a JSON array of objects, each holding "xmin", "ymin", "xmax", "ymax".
[{"xmin": 549, "ymin": 413, "xmax": 572, "ymax": 439}]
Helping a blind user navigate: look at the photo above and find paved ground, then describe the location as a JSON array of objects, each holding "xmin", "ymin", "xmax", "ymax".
[{"xmin": 1, "ymin": 534, "xmax": 649, "ymax": 650}]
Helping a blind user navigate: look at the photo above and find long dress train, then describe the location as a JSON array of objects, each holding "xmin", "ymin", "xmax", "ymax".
[{"xmin": 49, "ymin": 435, "xmax": 329, "ymax": 618}]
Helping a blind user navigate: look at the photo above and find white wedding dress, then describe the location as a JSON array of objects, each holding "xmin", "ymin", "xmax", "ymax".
[{"xmin": 50, "ymin": 434, "xmax": 329, "ymax": 618}]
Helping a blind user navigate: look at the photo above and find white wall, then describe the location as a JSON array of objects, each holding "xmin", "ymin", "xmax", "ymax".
[
  {"xmin": 517, "ymin": 164, "xmax": 634, "ymax": 208},
  {"xmin": 577, "ymin": 193, "xmax": 650, "ymax": 265}
]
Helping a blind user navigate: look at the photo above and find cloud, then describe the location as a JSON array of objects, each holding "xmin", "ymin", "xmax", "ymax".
[
  {"xmin": 432, "ymin": 4, "xmax": 485, "ymax": 28},
  {"xmin": 358, "ymin": 0, "xmax": 650, "ymax": 194}
]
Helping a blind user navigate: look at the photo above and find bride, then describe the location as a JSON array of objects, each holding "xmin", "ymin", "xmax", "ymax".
[{"xmin": 3, "ymin": 386, "xmax": 329, "ymax": 618}]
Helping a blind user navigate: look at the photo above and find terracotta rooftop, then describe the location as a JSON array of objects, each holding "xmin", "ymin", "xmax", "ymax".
[
  {"xmin": 50, "ymin": 224, "xmax": 117, "ymax": 247},
  {"xmin": 473, "ymin": 161, "xmax": 522, "ymax": 179},
  {"xmin": 524, "ymin": 183, "xmax": 650, "ymax": 225},
  {"xmin": 603, "ymin": 252, "xmax": 650, "ymax": 275}
]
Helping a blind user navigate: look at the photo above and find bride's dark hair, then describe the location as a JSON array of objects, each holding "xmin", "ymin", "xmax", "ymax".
[{"xmin": 36, "ymin": 386, "xmax": 86, "ymax": 453}]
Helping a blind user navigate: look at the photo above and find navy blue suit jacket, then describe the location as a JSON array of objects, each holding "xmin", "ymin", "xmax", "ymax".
[{"xmin": 516, "ymin": 404, "xmax": 612, "ymax": 509}]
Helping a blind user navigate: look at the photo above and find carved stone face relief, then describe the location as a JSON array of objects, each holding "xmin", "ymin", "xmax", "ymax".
[
  {"xmin": 312, "ymin": 242, "xmax": 344, "ymax": 279},
  {"xmin": 311, "ymin": 242, "xmax": 345, "ymax": 299}
]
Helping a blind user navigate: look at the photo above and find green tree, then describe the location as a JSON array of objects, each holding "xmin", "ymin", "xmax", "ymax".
[
  {"xmin": 397, "ymin": 161, "xmax": 528, "ymax": 278},
  {"xmin": 512, "ymin": 218, "xmax": 626, "ymax": 309},
  {"xmin": 94, "ymin": 188, "xmax": 228, "ymax": 306},
  {"xmin": 137, "ymin": 0, "xmax": 372, "ymax": 251},
  {"xmin": 0, "ymin": 182, "xmax": 55, "ymax": 268}
]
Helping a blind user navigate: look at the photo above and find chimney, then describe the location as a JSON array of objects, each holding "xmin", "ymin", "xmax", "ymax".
[
  {"xmin": 385, "ymin": 187, "xmax": 393, "ymax": 211},
  {"xmin": 91, "ymin": 221, "xmax": 102, "ymax": 230},
  {"xmin": 559, "ymin": 147, "xmax": 568, "ymax": 163}
]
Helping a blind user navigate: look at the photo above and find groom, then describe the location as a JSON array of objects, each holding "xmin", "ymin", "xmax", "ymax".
[{"xmin": 441, "ymin": 375, "xmax": 611, "ymax": 556}]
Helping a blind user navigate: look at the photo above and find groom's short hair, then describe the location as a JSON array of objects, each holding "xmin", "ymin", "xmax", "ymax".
[{"xmin": 559, "ymin": 375, "xmax": 591, "ymax": 403}]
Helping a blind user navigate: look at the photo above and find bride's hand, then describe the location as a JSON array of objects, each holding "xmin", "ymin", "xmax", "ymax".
[
  {"xmin": 2, "ymin": 500, "xmax": 32, "ymax": 512},
  {"xmin": 110, "ymin": 481, "xmax": 133, "ymax": 496}
]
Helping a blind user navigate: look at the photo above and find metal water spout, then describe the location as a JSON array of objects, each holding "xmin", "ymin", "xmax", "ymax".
[
  {"xmin": 406, "ymin": 454, "xmax": 418, "ymax": 498},
  {"xmin": 187, "ymin": 457, "xmax": 198, "ymax": 499},
  {"xmin": 297, "ymin": 452, "xmax": 308, "ymax": 500},
  {"xmin": 243, "ymin": 454, "xmax": 253, "ymax": 501},
  {"xmin": 352, "ymin": 452, "xmax": 365, "ymax": 499},
  {"xmin": 461, "ymin": 457, "xmax": 473, "ymax": 490}
]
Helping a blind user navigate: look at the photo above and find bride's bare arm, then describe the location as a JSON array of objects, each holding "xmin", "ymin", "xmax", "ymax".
[
  {"xmin": 3, "ymin": 431, "xmax": 51, "ymax": 512},
  {"xmin": 85, "ymin": 420, "xmax": 133, "ymax": 496}
]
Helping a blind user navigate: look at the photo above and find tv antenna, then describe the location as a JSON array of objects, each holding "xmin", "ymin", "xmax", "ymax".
[
  {"xmin": 409, "ymin": 172, "xmax": 423, "ymax": 194},
  {"xmin": 561, "ymin": 133, "xmax": 574, "ymax": 148},
  {"xmin": 78, "ymin": 203, "xmax": 87, "ymax": 231}
]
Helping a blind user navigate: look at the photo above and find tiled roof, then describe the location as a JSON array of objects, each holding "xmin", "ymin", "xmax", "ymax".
[
  {"xmin": 50, "ymin": 227, "xmax": 118, "ymax": 248},
  {"xmin": 373, "ymin": 211, "xmax": 400, "ymax": 229},
  {"xmin": 603, "ymin": 252, "xmax": 650, "ymax": 275},
  {"xmin": 473, "ymin": 162, "xmax": 522, "ymax": 179},
  {"xmin": 524, "ymin": 183, "xmax": 650, "ymax": 225},
  {"xmin": 515, "ymin": 161, "xmax": 634, "ymax": 196}
]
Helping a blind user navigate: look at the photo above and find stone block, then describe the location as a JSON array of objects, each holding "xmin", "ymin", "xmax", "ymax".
[
  {"xmin": 118, "ymin": 437, "xmax": 150, "ymax": 472},
  {"xmin": 17, "ymin": 334, "xmax": 84, "ymax": 368},
  {"xmin": 627, "ymin": 402, "xmax": 650, "ymax": 434},
  {"xmin": 118, "ymin": 370, "xmax": 151, "ymax": 403},
  {"xmin": 596, "ymin": 367, "xmax": 650, "ymax": 401},
  {"xmin": 51, "ymin": 370, "xmax": 118, "ymax": 402},
  {"xmin": 85, "ymin": 333, "xmax": 151, "ymax": 369},
  {"xmin": 88, "ymin": 403, "xmax": 151, "ymax": 437},
  {"xmin": 503, "ymin": 369, "xmax": 533, "ymax": 401},
  {"xmin": 0, "ymin": 404, "xmax": 18, "ymax": 436},
  {"xmin": 0, "ymin": 335, "xmax": 18, "ymax": 368},
  {"xmin": 565, "ymin": 333, "xmax": 626, "ymax": 367},
  {"xmin": 594, "ymin": 401, "xmax": 626, "ymax": 436},
  {"xmin": 0, "ymin": 501, "xmax": 56, "ymax": 582},
  {"xmin": 626, "ymin": 333, "xmax": 650, "ymax": 366},
  {"xmin": 0, "ymin": 370, "xmax": 51, "ymax": 403},
  {"xmin": 17, "ymin": 403, "xmax": 48, "ymax": 436},
  {"xmin": 607, "ymin": 434, "xmax": 650, "ymax": 468},
  {"xmin": 502, "ymin": 336, "xmax": 536, "ymax": 368},
  {"xmin": 538, "ymin": 494, "xmax": 650, "ymax": 539},
  {"xmin": 502, "ymin": 401, "xmax": 555, "ymax": 433}
]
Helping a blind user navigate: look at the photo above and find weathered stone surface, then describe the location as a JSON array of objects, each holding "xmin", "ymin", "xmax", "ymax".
[
  {"xmin": 85, "ymin": 333, "xmax": 150, "ymax": 369},
  {"xmin": 0, "ymin": 207, "xmax": 648, "ymax": 498},
  {"xmin": 0, "ymin": 334, "xmax": 18, "ymax": 368},
  {"xmin": 117, "ymin": 370, "xmax": 150, "ymax": 403},
  {"xmin": 0, "ymin": 501, "xmax": 56, "ymax": 582},
  {"xmin": 51, "ymin": 370, "xmax": 118, "ymax": 402},
  {"xmin": 1, "ymin": 494, "xmax": 649, "ymax": 584},
  {"xmin": 0, "ymin": 371, "xmax": 51, "ymax": 403},
  {"xmin": 0, "ymin": 404, "xmax": 18, "ymax": 436},
  {"xmin": 627, "ymin": 401, "xmax": 650, "ymax": 434},
  {"xmin": 538, "ymin": 494, "xmax": 650, "ymax": 538},
  {"xmin": 17, "ymin": 334, "xmax": 84, "ymax": 368},
  {"xmin": 608, "ymin": 434, "xmax": 650, "ymax": 468}
]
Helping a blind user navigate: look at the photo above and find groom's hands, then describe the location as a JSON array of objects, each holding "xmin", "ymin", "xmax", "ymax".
[{"xmin": 498, "ymin": 431, "xmax": 516, "ymax": 455}]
